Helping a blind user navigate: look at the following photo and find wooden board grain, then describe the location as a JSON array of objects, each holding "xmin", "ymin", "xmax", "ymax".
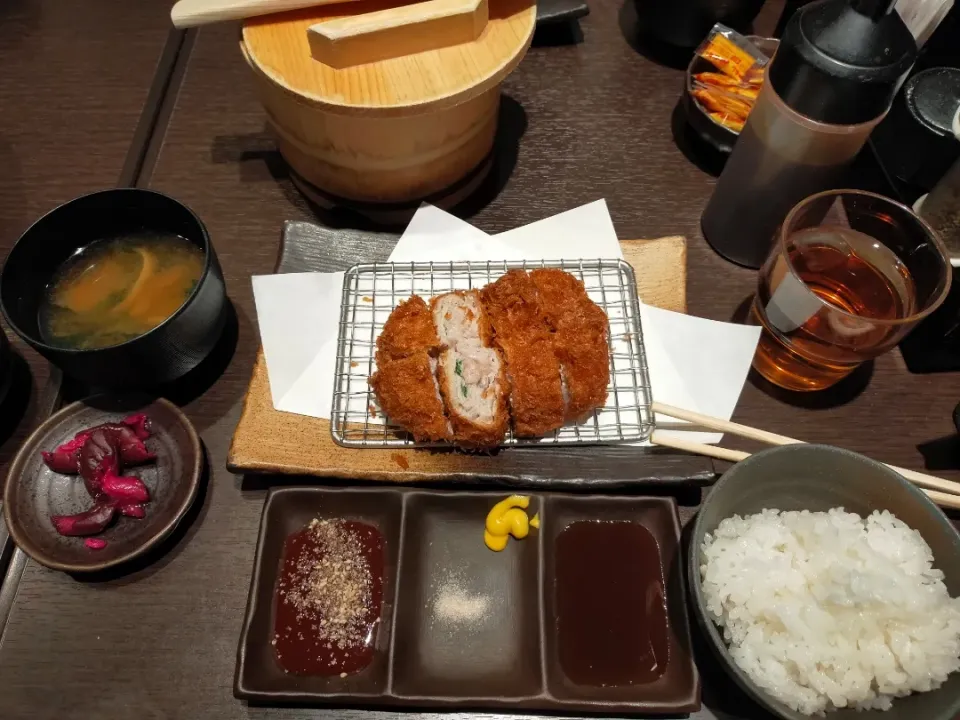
[{"xmin": 228, "ymin": 235, "xmax": 693, "ymax": 483}]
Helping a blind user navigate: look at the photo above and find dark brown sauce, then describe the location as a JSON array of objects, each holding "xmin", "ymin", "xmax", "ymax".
[
  {"xmin": 273, "ymin": 520, "xmax": 384, "ymax": 676},
  {"xmin": 555, "ymin": 521, "xmax": 669, "ymax": 687}
]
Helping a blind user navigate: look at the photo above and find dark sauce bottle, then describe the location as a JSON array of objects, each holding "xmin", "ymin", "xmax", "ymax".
[{"xmin": 701, "ymin": 0, "xmax": 917, "ymax": 268}]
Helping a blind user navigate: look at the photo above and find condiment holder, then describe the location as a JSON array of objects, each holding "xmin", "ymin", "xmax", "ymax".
[
  {"xmin": 238, "ymin": 0, "xmax": 536, "ymax": 211},
  {"xmin": 872, "ymin": 67, "xmax": 960, "ymax": 192},
  {"xmin": 682, "ymin": 36, "xmax": 777, "ymax": 155},
  {"xmin": 236, "ymin": 486, "xmax": 700, "ymax": 712},
  {"xmin": 900, "ymin": 106, "xmax": 960, "ymax": 373}
]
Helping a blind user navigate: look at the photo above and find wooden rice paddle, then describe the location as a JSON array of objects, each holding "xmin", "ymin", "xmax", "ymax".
[
  {"xmin": 174, "ymin": 0, "xmax": 491, "ymax": 69},
  {"xmin": 308, "ymin": 0, "xmax": 488, "ymax": 68},
  {"xmin": 171, "ymin": 0, "xmax": 363, "ymax": 28}
]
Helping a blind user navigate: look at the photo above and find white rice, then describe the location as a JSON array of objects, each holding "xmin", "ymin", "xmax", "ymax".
[{"xmin": 700, "ymin": 508, "xmax": 960, "ymax": 715}]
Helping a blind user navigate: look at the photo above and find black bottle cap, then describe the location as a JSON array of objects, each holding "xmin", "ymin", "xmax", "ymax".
[
  {"xmin": 768, "ymin": 0, "xmax": 917, "ymax": 125},
  {"xmin": 907, "ymin": 67, "xmax": 960, "ymax": 138}
]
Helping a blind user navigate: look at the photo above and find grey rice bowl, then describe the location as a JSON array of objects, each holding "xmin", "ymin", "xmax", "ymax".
[{"xmin": 688, "ymin": 444, "xmax": 960, "ymax": 720}]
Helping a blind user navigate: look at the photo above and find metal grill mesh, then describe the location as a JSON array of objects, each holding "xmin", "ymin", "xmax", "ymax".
[{"xmin": 331, "ymin": 259, "xmax": 653, "ymax": 448}]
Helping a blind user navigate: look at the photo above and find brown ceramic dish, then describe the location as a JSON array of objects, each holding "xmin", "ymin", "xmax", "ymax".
[
  {"xmin": 3, "ymin": 396, "xmax": 203, "ymax": 573},
  {"xmin": 235, "ymin": 487, "xmax": 700, "ymax": 712}
]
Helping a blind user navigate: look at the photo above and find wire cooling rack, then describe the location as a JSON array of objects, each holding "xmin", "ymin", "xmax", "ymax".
[{"xmin": 331, "ymin": 259, "xmax": 654, "ymax": 448}]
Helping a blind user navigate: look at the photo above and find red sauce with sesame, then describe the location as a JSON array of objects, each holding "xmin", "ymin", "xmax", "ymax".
[
  {"xmin": 555, "ymin": 521, "xmax": 669, "ymax": 686},
  {"xmin": 273, "ymin": 520, "xmax": 384, "ymax": 676}
]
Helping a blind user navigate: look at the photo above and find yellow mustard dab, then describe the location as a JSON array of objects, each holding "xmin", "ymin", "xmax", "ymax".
[{"xmin": 484, "ymin": 495, "xmax": 537, "ymax": 551}]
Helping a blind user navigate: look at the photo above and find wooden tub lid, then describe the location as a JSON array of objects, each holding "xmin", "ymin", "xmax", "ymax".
[{"xmin": 241, "ymin": 0, "xmax": 536, "ymax": 114}]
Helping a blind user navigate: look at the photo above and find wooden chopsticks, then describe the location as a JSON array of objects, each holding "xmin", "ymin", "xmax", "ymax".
[{"xmin": 649, "ymin": 401, "xmax": 960, "ymax": 511}]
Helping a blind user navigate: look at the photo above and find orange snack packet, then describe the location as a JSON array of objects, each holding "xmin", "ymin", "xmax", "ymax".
[
  {"xmin": 692, "ymin": 24, "xmax": 771, "ymax": 132},
  {"xmin": 692, "ymin": 86, "xmax": 752, "ymax": 121},
  {"xmin": 710, "ymin": 112, "xmax": 745, "ymax": 133},
  {"xmin": 698, "ymin": 32, "xmax": 758, "ymax": 82},
  {"xmin": 744, "ymin": 65, "xmax": 766, "ymax": 86},
  {"xmin": 695, "ymin": 24, "xmax": 770, "ymax": 80},
  {"xmin": 694, "ymin": 72, "xmax": 761, "ymax": 101}
]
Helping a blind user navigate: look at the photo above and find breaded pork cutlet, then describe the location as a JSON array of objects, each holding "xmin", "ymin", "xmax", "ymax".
[
  {"xmin": 369, "ymin": 296, "xmax": 451, "ymax": 442},
  {"xmin": 481, "ymin": 270, "xmax": 565, "ymax": 437},
  {"xmin": 530, "ymin": 269, "xmax": 610, "ymax": 421},
  {"xmin": 431, "ymin": 291, "xmax": 508, "ymax": 448},
  {"xmin": 374, "ymin": 294, "xmax": 442, "ymax": 359}
]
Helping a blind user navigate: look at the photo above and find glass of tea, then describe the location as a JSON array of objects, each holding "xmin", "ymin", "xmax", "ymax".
[{"xmin": 751, "ymin": 189, "xmax": 952, "ymax": 391}]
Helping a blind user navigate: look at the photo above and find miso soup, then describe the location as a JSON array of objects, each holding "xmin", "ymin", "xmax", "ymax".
[{"xmin": 38, "ymin": 232, "xmax": 204, "ymax": 350}]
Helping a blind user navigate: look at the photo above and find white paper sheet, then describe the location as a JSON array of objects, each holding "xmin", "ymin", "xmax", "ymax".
[
  {"xmin": 253, "ymin": 201, "xmax": 761, "ymax": 445},
  {"xmin": 388, "ymin": 200, "xmax": 623, "ymax": 263},
  {"xmin": 389, "ymin": 204, "xmax": 496, "ymax": 262},
  {"xmin": 252, "ymin": 272, "xmax": 344, "ymax": 418},
  {"xmin": 490, "ymin": 199, "xmax": 624, "ymax": 261},
  {"xmin": 640, "ymin": 304, "xmax": 761, "ymax": 444}
]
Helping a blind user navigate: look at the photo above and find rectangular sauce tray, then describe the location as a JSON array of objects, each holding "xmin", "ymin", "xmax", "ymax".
[{"xmin": 235, "ymin": 487, "xmax": 700, "ymax": 713}]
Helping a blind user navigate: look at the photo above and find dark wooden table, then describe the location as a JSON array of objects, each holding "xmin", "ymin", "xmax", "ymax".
[
  {"xmin": 0, "ymin": 1, "xmax": 957, "ymax": 719},
  {"xmin": 0, "ymin": 0, "xmax": 181, "ymax": 618}
]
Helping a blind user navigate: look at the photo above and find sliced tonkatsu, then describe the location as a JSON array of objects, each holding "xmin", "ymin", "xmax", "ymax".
[
  {"xmin": 431, "ymin": 291, "xmax": 508, "ymax": 448},
  {"xmin": 368, "ymin": 296, "xmax": 451, "ymax": 442},
  {"xmin": 481, "ymin": 270, "xmax": 565, "ymax": 437},
  {"xmin": 369, "ymin": 270, "xmax": 613, "ymax": 447},
  {"xmin": 530, "ymin": 269, "xmax": 610, "ymax": 421},
  {"xmin": 374, "ymin": 294, "xmax": 442, "ymax": 360}
]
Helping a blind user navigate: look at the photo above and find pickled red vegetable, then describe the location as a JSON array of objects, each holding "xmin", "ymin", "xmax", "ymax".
[
  {"xmin": 41, "ymin": 414, "xmax": 155, "ymax": 475},
  {"xmin": 43, "ymin": 414, "xmax": 156, "ymax": 544},
  {"xmin": 51, "ymin": 503, "xmax": 117, "ymax": 536},
  {"xmin": 101, "ymin": 474, "xmax": 150, "ymax": 504}
]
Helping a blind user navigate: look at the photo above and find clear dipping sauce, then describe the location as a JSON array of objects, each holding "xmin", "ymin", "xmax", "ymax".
[
  {"xmin": 554, "ymin": 521, "xmax": 669, "ymax": 686},
  {"xmin": 274, "ymin": 519, "xmax": 384, "ymax": 676}
]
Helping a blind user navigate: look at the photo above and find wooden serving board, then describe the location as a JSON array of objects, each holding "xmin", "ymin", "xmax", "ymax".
[{"xmin": 227, "ymin": 221, "xmax": 714, "ymax": 487}]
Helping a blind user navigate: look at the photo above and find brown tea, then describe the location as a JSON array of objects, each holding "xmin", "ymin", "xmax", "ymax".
[
  {"xmin": 39, "ymin": 232, "xmax": 204, "ymax": 350},
  {"xmin": 752, "ymin": 226, "xmax": 916, "ymax": 391}
]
